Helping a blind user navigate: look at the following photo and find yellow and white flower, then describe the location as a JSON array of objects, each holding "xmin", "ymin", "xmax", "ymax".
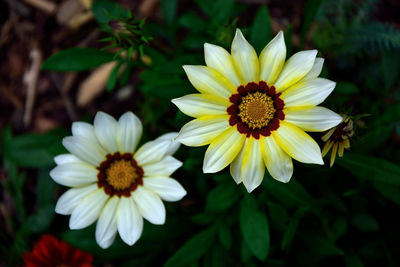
[
  {"xmin": 50, "ymin": 111, "xmax": 186, "ymax": 249},
  {"xmin": 172, "ymin": 29, "xmax": 342, "ymax": 192}
]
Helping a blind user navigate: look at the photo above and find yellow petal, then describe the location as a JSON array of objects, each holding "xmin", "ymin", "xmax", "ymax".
[
  {"xmin": 241, "ymin": 138, "xmax": 265, "ymax": 193},
  {"xmin": 171, "ymin": 94, "xmax": 229, "ymax": 118},
  {"xmin": 259, "ymin": 31, "xmax": 286, "ymax": 85}
]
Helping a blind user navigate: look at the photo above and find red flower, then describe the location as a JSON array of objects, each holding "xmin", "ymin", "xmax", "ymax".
[{"xmin": 23, "ymin": 234, "xmax": 93, "ymax": 267}]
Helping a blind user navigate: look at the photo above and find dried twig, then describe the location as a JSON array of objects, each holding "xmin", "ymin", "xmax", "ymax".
[{"xmin": 23, "ymin": 0, "xmax": 57, "ymax": 15}]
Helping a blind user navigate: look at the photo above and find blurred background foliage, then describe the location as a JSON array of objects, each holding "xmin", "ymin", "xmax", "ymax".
[{"xmin": 1, "ymin": 0, "xmax": 400, "ymax": 266}]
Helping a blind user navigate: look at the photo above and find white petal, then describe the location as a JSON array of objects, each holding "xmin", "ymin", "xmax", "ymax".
[
  {"xmin": 203, "ymin": 126, "xmax": 246, "ymax": 173},
  {"xmin": 204, "ymin": 43, "xmax": 241, "ymax": 86},
  {"xmin": 50, "ymin": 163, "xmax": 98, "ymax": 187},
  {"xmin": 134, "ymin": 133, "xmax": 178, "ymax": 166},
  {"xmin": 300, "ymin": 57, "xmax": 324, "ymax": 82},
  {"xmin": 69, "ymin": 189, "xmax": 108, "ymax": 229},
  {"xmin": 155, "ymin": 132, "xmax": 180, "ymax": 156},
  {"xmin": 281, "ymin": 78, "xmax": 336, "ymax": 108},
  {"xmin": 274, "ymin": 50, "xmax": 317, "ymax": 92},
  {"xmin": 54, "ymin": 154, "xmax": 84, "ymax": 165},
  {"xmin": 142, "ymin": 156, "xmax": 182, "ymax": 177},
  {"xmin": 55, "ymin": 184, "xmax": 98, "ymax": 215},
  {"xmin": 62, "ymin": 136, "xmax": 106, "ymax": 166},
  {"xmin": 272, "ymin": 121, "xmax": 323, "ymax": 165},
  {"xmin": 117, "ymin": 112, "xmax": 142, "ymax": 153},
  {"xmin": 176, "ymin": 115, "xmax": 230, "ymax": 147},
  {"xmin": 132, "ymin": 186, "xmax": 166, "ymax": 225},
  {"xmin": 284, "ymin": 106, "xmax": 342, "ymax": 132},
  {"xmin": 183, "ymin": 65, "xmax": 236, "ymax": 98},
  {"xmin": 143, "ymin": 177, "xmax": 186, "ymax": 201},
  {"xmin": 230, "ymin": 139, "xmax": 248, "ymax": 184},
  {"xmin": 241, "ymin": 138, "xmax": 265, "ymax": 193},
  {"xmin": 260, "ymin": 136, "xmax": 293, "ymax": 183},
  {"xmin": 171, "ymin": 94, "xmax": 229, "ymax": 118},
  {"xmin": 95, "ymin": 197, "xmax": 119, "ymax": 249},
  {"xmin": 72, "ymin": 122, "xmax": 97, "ymax": 140},
  {"xmin": 259, "ymin": 31, "xmax": 286, "ymax": 85},
  {"xmin": 231, "ymin": 29, "xmax": 259, "ymax": 84},
  {"xmin": 94, "ymin": 111, "xmax": 119, "ymax": 154},
  {"xmin": 117, "ymin": 197, "xmax": 143, "ymax": 246}
]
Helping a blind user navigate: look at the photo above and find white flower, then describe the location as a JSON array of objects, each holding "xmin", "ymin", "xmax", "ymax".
[{"xmin": 50, "ymin": 111, "xmax": 186, "ymax": 249}]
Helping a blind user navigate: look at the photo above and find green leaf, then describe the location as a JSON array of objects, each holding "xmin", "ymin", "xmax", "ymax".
[
  {"xmin": 373, "ymin": 182, "xmax": 400, "ymax": 205},
  {"xmin": 205, "ymin": 183, "xmax": 240, "ymax": 212},
  {"xmin": 211, "ymin": 0, "xmax": 236, "ymax": 25},
  {"xmin": 178, "ymin": 11, "xmax": 206, "ymax": 31},
  {"xmin": 284, "ymin": 25, "xmax": 293, "ymax": 56},
  {"xmin": 335, "ymin": 82, "xmax": 359, "ymax": 94},
  {"xmin": 281, "ymin": 218, "xmax": 299, "ymax": 250},
  {"xmin": 250, "ymin": 6, "xmax": 272, "ymax": 54},
  {"xmin": 20, "ymin": 204, "xmax": 55, "ymax": 235},
  {"xmin": 42, "ymin": 48, "xmax": 115, "ymax": 71},
  {"xmin": 300, "ymin": 0, "xmax": 323, "ymax": 47},
  {"xmin": 37, "ymin": 170, "xmax": 56, "ymax": 208},
  {"xmin": 218, "ymin": 225, "xmax": 232, "ymax": 250},
  {"xmin": 351, "ymin": 214, "xmax": 379, "ymax": 232},
  {"xmin": 337, "ymin": 154, "xmax": 400, "ymax": 185},
  {"xmin": 161, "ymin": 0, "xmax": 178, "ymax": 26},
  {"xmin": 240, "ymin": 195, "xmax": 270, "ymax": 261},
  {"xmin": 92, "ymin": 0, "xmax": 130, "ymax": 25},
  {"xmin": 107, "ymin": 61, "xmax": 122, "ymax": 92},
  {"xmin": 164, "ymin": 226, "xmax": 217, "ymax": 267}
]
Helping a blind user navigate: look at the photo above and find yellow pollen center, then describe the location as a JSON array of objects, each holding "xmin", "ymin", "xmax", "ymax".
[
  {"xmin": 238, "ymin": 92, "xmax": 276, "ymax": 129},
  {"xmin": 105, "ymin": 160, "xmax": 138, "ymax": 190}
]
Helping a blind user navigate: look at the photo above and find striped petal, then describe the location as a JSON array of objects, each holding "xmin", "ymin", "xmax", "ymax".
[
  {"xmin": 62, "ymin": 136, "xmax": 106, "ymax": 166},
  {"xmin": 117, "ymin": 112, "xmax": 142, "ymax": 153},
  {"xmin": 281, "ymin": 78, "xmax": 336, "ymax": 108},
  {"xmin": 117, "ymin": 197, "xmax": 143, "ymax": 246},
  {"xmin": 231, "ymin": 29, "xmax": 259, "ymax": 84},
  {"xmin": 143, "ymin": 177, "xmax": 187, "ymax": 201},
  {"xmin": 135, "ymin": 134, "xmax": 177, "ymax": 166},
  {"xmin": 50, "ymin": 163, "xmax": 97, "ymax": 187},
  {"xmin": 54, "ymin": 154, "xmax": 84, "ymax": 165},
  {"xmin": 55, "ymin": 184, "xmax": 98, "ymax": 215},
  {"xmin": 155, "ymin": 132, "xmax": 180, "ymax": 156},
  {"xmin": 259, "ymin": 31, "xmax": 286, "ymax": 85},
  {"xmin": 241, "ymin": 138, "xmax": 265, "ymax": 193},
  {"xmin": 300, "ymin": 57, "xmax": 324, "ymax": 82},
  {"xmin": 95, "ymin": 197, "xmax": 119, "ymax": 249},
  {"xmin": 204, "ymin": 43, "xmax": 241, "ymax": 86},
  {"xmin": 172, "ymin": 94, "xmax": 229, "ymax": 118},
  {"xmin": 142, "ymin": 156, "xmax": 182, "ymax": 177},
  {"xmin": 284, "ymin": 106, "xmax": 342, "ymax": 132},
  {"xmin": 176, "ymin": 115, "xmax": 230, "ymax": 146},
  {"xmin": 203, "ymin": 126, "xmax": 246, "ymax": 173},
  {"xmin": 133, "ymin": 186, "xmax": 166, "ymax": 225},
  {"xmin": 274, "ymin": 50, "xmax": 317, "ymax": 92},
  {"xmin": 260, "ymin": 135, "xmax": 293, "ymax": 183},
  {"xmin": 272, "ymin": 121, "xmax": 323, "ymax": 165},
  {"xmin": 94, "ymin": 111, "xmax": 119, "ymax": 154},
  {"xmin": 72, "ymin": 122, "xmax": 98, "ymax": 141},
  {"xmin": 230, "ymin": 139, "xmax": 247, "ymax": 184},
  {"xmin": 183, "ymin": 65, "xmax": 236, "ymax": 98}
]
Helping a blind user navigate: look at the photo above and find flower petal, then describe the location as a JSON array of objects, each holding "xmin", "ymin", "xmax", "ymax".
[
  {"xmin": 274, "ymin": 50, "xmax": 317, "ymax": 92},
  {"xmin": 204, "ymin": 43, "xmax": 241, "ymax": 86},
  {"xmin": 94, "ymin": 111, "xmax": 119, "ymax": 154},
  {"xmin": 143, "ymin": 177, "xmax": 186, "ymax": 201},
  {"xmin": 176, "ymin": 115, "xmax": 230, "ymax": 147},
  {"xmin": 95, "ymin": 197, "xmax": 119, "ymax": 249},
  {"xmin": 132, "ymin": 186, "xmax": 166, "ymax": 225},
  {"xmin": 272, "ymin": 121, "xmax": 323, "ymax": 165},
  {"xmin": 231, "ymin": 29, "xmax": 259, "ymax": 84},
  {"xmin": 50, "ymin": 163, "xmax": 98, "ymax": 187},
  {"xmin": 69, "ymin": 189, "xmax": 108, "ymax": 229},
  {"xmin": 117, "ymin": 197, "xmax": 143, "ymax": 246},
  {"xmin": 171, "ymin": 94, "xmax": 229, "ymax": 118},
  {"xmin": 55, "ymin": 184, "xmax": 98, "ymax": 215},
  {"xmin": 203, "ymin": 126, "xmax": 246, "ymax": 173},
  {"xmin": 54, "ymin": 154, "xmax": 84, "ymax": 165},
  {"xmin": 62, "ymin": 136, "xmax": 106, "ymax": 166},
  {"xmin": 154, "ymin": 132, "xmax": 180, "ymax": 156},
  {"xmin": 134, "ymin": 133, "xmax": 178, "ymax": 166},
  {"xmin": 240, "ymin": 138, "xmax": 265, "ymax": 193},
  {"xmin": 117, "ymin": 112, "xmax": 142, "ymax": 153},
  {"xmin": 300, "ymin": 57, "xmax": 324, "ymax": 82},
  {"xmin": 142, "ymin": 156, "xmax": 182, "ymax": 177},
  {"xmin": 72, "ymin": 122, "xmax": 98, "ymax": 140},
  {"xmin": 183, "ymin": 65, "xmax": 236, "ymax": 98},
  {"xmin": 230, "ymin": 139, "xmax": 247, "ymax": 184},
  {"xmin": 281, "ymin": 78, "xmax": 336, "ymax": 108},
  {"xmin": 284, "ymin": 106, "xmax": 342, "ymax": 132},
  {"xmin": 260, "ymin": 136, "xmax": 293, "ymax": 183},
  {"xmin": 259, "ymin": 31, "xmax": 286, "ymax": 85}
]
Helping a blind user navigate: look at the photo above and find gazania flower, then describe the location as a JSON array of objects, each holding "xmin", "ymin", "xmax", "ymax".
[
  {"xmin": 322, "ymin": 114, "xmax": 353, "ymax": 167},
  {"xmin": 23, "ymin": 234, "xmax": 93, "ymax": 267},
  {"xmin": 50, "ymin": 111, "xmax": 186, "ymax": 248},
  {"xmin": 172, "ymin": 29, "xmax": 342, "ymax": 192}
]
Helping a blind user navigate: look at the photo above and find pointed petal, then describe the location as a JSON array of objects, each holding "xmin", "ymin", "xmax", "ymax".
[
  {"xmin": 117, "ymin": 112, "xmax": 142, "ymax": 153},
  {"xmin": 94, "ymin": 111, "xmax": 118, "ymax": 154},
  {"xmin": 143, "ymin": 177, "xmax": 186, "ymax": 201},
  {"xmin": 183, "ymin": 65, "xmax": 236, "ymax": 98},
  {"xmin": 272, "ymin": 121, "xmax": 323, "ymax": 165},
  {"xmin": 69, "ymin": 189, "xmax": 108, "ymax": 229},
  {"xmin": 55, "ymin": 184, "xmax": 98, "ymax": 215},
  {"xmin": 204, "ymin": 43, "xmax": 241, "ymax": 86},
  {"xmin": 95, "ymin": 197, "xmax": 119, "ymax": 249},
  {"xmin": 142, "ymin": 156, "xmax": 182, "ymax": 177},
  {"xmin": 203, "ymin": 126, "xmax": 246, "ymax": 173},
  {"xmin": 54, "ymin": 154, "xmax": 84, "ymax": 165},
  {"xmin": 241, "ymin": 138, "xmax": 265, "ymax": 193},
  {"xmin": 259, "ymin": 31, "xmax": 286, "ymax": 85},
  {"xmin": 281, "ymin": 78, "xmax": 336, "ymax": 108},
  {"xmin": 134, "ymin": 133, "xmax": 178, "ymax": 166},
  {"xmin": 284, "ymin": 106, "xmax": 342, "ymax": 132},
  {"xmin": 260, "ymin": 136, "xmax": 293, "ymax": 183},
  {"xmin": 50, "ymin": 163, "xmax": 97, "ymax": 187},
  {"xmin": 132, "ymin": 186, "xmax": 166, "ymax": 225},
  {"xmin": 171, "ymin": 94, "xmax": 229, "ymax": 118},
  {"xmin": 154, "ymin": 132, "xmax": 180, "ymax": 156},
  {"xmin": 117, "ymin": 197, "xmax": 143, "ymax": 246},
  {"xmin": 230, "ymin": 139, "xmax": 248, "ymax": 184},
  {"xmin": 72, "ymin": 122, "xmax": 98, "ymax": 140},
  {"xmin": 176, "ymin": 115, "xmax": 230, "ymax": 147},
  {"xmin": 300, "ymin": 57, "xmax": 324, "ymax": 82},
  {"xmin": 231, "ymin": 29, "xmax": 259, "ymax": 84},
  {"xmin": 62, "ymin": 136, "xmax": 106, "ymax": 166},
  {"xmin": 274, "ymin": 50, "xmax": 317, "ymax": 92}
]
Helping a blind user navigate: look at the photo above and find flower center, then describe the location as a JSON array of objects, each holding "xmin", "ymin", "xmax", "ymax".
[
  {"xmin": 97, "ymin": 152, "xmax": 143, "ymax": 197},
  {"xmin": 237, "ymin": 91, "xmax": 276, "ymax": 129}
]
